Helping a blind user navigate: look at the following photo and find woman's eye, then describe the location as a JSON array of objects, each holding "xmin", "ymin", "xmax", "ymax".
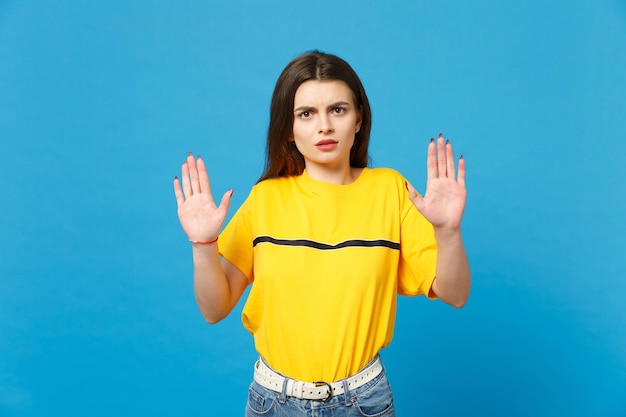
[
  {"xmin": 299, "ymin": 111, "xmax": 311, "ymax": 118},
  {"xmin": 332, "ymin": 107, "xmax": 346, "ymax": 114}
]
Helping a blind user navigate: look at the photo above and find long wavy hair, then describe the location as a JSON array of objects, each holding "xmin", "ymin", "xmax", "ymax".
[{"xmin": 257, "ymin": 51, "xmax": 372, "ymax": 182}]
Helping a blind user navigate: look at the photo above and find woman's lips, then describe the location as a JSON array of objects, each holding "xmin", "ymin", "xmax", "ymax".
[{"xmin": 315, "ymin": 139, "xmax": 338, "ymax": 151}]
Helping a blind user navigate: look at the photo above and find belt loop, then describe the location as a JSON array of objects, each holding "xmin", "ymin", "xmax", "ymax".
[
  {"xmin": 278, "ymin": 376, "xmax": 288, "ymax": 403},
  {"xmin": 342, "ymin": 378, "xmax": 352, "ymax": 406}
]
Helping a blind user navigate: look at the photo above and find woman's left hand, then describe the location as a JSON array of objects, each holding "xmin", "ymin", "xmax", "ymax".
[{"xmin": 407, "ymin": 134, "xmax": 466, "ymax": 231}]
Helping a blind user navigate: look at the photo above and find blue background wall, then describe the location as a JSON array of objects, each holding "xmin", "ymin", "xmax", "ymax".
[{"xmin": 1, "ymin": 1, "xmax": 625, "ymax": 415}]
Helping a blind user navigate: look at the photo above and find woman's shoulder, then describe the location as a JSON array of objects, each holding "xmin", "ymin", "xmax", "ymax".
[
  {"xmin": 250, "ymin": 175, "xmax": 296, "ymax": 194},
  {"xmin": 365, "ymin": 167, "xmax": 407, "ymax": 184}
]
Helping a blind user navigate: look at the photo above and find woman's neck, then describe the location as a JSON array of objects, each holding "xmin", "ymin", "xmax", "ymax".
[{"xmin": 304, "ymin": 163, "xmax": 363, "ymax": 185}]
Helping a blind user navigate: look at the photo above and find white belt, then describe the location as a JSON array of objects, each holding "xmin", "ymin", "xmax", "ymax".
[{"xmin": 253, "ymin": 357, "xmax": 383, "ymax": 402}]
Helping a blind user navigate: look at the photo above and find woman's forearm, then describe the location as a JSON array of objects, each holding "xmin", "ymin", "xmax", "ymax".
[
  {"xmin": 431, "ymin": 228, "xmax": 471, "ymax": 308},
  {"xmin": 192, "ymin": 244, "xmax": 244, "ymax": 324}
]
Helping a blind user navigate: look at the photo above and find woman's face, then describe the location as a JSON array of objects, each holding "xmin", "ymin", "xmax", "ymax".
[{"xmin": 291, "ymin": 80, "xmax": 362, "ymax": 173}]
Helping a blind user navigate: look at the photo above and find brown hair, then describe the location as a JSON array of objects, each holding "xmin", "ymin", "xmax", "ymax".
[{"xmin": 258, "ymin": 51, "xmax": 372, "ymax": 182}]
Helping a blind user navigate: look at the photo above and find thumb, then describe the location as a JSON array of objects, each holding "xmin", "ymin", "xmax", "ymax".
[
  {"xmin": 218, "ymin": 188, "xmax": 234, "ymax": 216},
  {"xmin": 406, "ymin": 182, "xmax": 425, "ymax": 213}
]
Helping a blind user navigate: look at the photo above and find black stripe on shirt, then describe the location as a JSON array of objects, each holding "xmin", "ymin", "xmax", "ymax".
[{"xmin": 253, "ymin": 236, "xmax": 400, "ymax": 251}]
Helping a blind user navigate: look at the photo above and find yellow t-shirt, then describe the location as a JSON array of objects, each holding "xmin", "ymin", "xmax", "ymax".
[{"xmin": 219, "ymin": 168, "xmax": 437, "ymax": 382}]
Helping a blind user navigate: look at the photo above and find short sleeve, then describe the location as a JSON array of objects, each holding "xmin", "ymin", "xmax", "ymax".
[
  {"xmin": 218, "ymin": 192, "xmax": 255, "ymax": 283},
  {"xmin": 397, "ymin": 185, "xmax": 438, "ymax": 298}
]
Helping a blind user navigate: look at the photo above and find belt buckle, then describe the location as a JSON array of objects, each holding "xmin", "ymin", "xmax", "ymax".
[{"xmin": 312, "ymin": 381, "xmax": 332, "ymax": 402}]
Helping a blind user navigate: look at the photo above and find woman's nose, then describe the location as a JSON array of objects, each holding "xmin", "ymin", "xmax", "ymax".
[{"xmin": 317, "ymin": 114, "xmax": 334, "ymax": 134}]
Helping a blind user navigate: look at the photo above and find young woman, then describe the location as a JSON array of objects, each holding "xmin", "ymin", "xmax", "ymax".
[{"xmin": 174, "ymin": 51, "xmax": 470, "ymax": 416}]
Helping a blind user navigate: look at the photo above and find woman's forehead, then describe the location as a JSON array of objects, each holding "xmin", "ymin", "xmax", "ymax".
[{"xmin": 294, "ymin": 80, "xmax": 355, "ymax": 106}]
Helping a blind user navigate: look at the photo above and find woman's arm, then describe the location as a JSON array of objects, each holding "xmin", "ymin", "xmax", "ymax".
[
  {"xmin": 407, "ymin": 134, "xmax": 471, "ymax": 308},
  {"xmin": 191, "ymin": 244, "xmax": 249, "ymax": 324},
  {"xmin": 430, "ymin": 228, "xmax": 470, "ymax": 308},
  {"xmin": 174, "ymin": 153, "xmax": 247, "ymax": 323}
]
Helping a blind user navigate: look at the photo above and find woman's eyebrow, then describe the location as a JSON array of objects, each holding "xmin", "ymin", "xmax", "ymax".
[
  {"xmin": 294, "ymin": 101, "xmax": 352, "ymax": 112},
  {"xmin": 294, "ymin": 105, "xmax": 315, "ymax": 112},
  {"xmin": 327, "ymin": 101, "xmax": 351, "ymax": 108}
]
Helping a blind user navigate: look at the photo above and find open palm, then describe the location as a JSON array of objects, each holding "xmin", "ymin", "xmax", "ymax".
[
  {"xmin": 408, "ymin": 135, "xmax": 466, "ymax": 231},
  {"xmin": 173, "ymin": 153, "xmax": 233, "ymax": 242}
]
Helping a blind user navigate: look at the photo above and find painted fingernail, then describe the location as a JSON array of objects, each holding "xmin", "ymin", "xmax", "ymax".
[
  {"xmin": 405, "ymin": 181, "xmax": 409, "ymax": 190},
  {"xmin": 439, "ymin": 133, "xmax": 443, "ymax": 138},
  {"xmin": 460, "ymin": 155, "xmax": 464, "ymax": 159},
  {"xmin": 174, "ymin": 176, "xmax": 178, "ymax": 180},
  {"xmin": 230, "ymin": 188, "xmax": 235, "ymax": 197},
  {"xmin": 188, "ymin": 151, "xmax": 193, "ymax": 156},
  {"xmin": 446, "ymin": 139, "xmax": 450, "ymax": 145},
  {"xmin": 430, "ymin": 138, "xmax": 434, "ymax": 143},
  {"xmin": 197, "ymin": 155, "xmax": 202, "ymax": 159}
]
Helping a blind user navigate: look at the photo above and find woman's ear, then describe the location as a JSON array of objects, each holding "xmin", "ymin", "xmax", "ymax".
[{"xmin": 355, "ymin": 109, "xmax": 363, "ymax": 133}]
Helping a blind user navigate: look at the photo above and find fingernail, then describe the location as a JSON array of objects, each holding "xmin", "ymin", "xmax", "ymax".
[
  {"xmin": 188, "ymin": 151, "xmax": 193, "ymax": 156},
  {"xmin": 446, "ymin": 139, "xmax": 450, "ymax": 145},
  {"xmin": 438, "ymin": 133, "xmax": 443, "ymax": 138},
  {"xmin": 230, "ymin": 188, "xmax": 235, "ymax": 197},
  {"xmin": 174, "ymin": 176, "xmax": 178, "ymax": 180},
  {"xmin": 430, "ymin": 138, "xmax": 434, "ymax": 143},
  {"xmin": 460, "ymin": 155, "xmax": 464, "ymax": 159},
  {"xmin": 197, "ymin": 155, "xmax": 202, "ymax": 159}
]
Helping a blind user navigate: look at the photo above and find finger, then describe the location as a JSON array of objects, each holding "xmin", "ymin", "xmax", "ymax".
[
  {"xmin": 446, "ymin": 140, "xmax": 456, "ymax": 181},
  {"xmin": 173, "ymin": 176, "xmax": 185, "ymax": 208},
  {"xmin": 406, "ymin": 181, "xmax": 425, "ymax": 213},
  {"xmin": 426, "ymin": 138, "xmax": 438, "ymax": 180},
  {"xmin": 181, "ymin": 161, "xmax": 192, "ymax": 197},
  {"xmin": 458, "ymin": 155, "xmax": 466, "ymax": 187},
  {"xmin": 187, "ymin": 152, "xmax": 201, "ymax": 194},
  {"xmin": 405, "ymin": 180, "xmax": 417, "ymax": 199},
  {"xmin": 197, "ymin": 156, "xmax": 212, "ymax": 197},
  {"xmin": 218, "ymin": 188, "xmax": 235, "ymax": 217},
  {"xmin": 437, "ymin": 134, "xmax": 447, "ymax": 178}
]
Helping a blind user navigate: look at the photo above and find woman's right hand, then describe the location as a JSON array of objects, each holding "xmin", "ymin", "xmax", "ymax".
[{"xmin": 173, "ymin": 152, "xmax": 233, "ymax": 243}]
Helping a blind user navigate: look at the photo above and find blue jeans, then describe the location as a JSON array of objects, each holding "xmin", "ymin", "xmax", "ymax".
[{"xmin": 245, "ymin": 358, "xmax": 396, "ymax": 417}]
